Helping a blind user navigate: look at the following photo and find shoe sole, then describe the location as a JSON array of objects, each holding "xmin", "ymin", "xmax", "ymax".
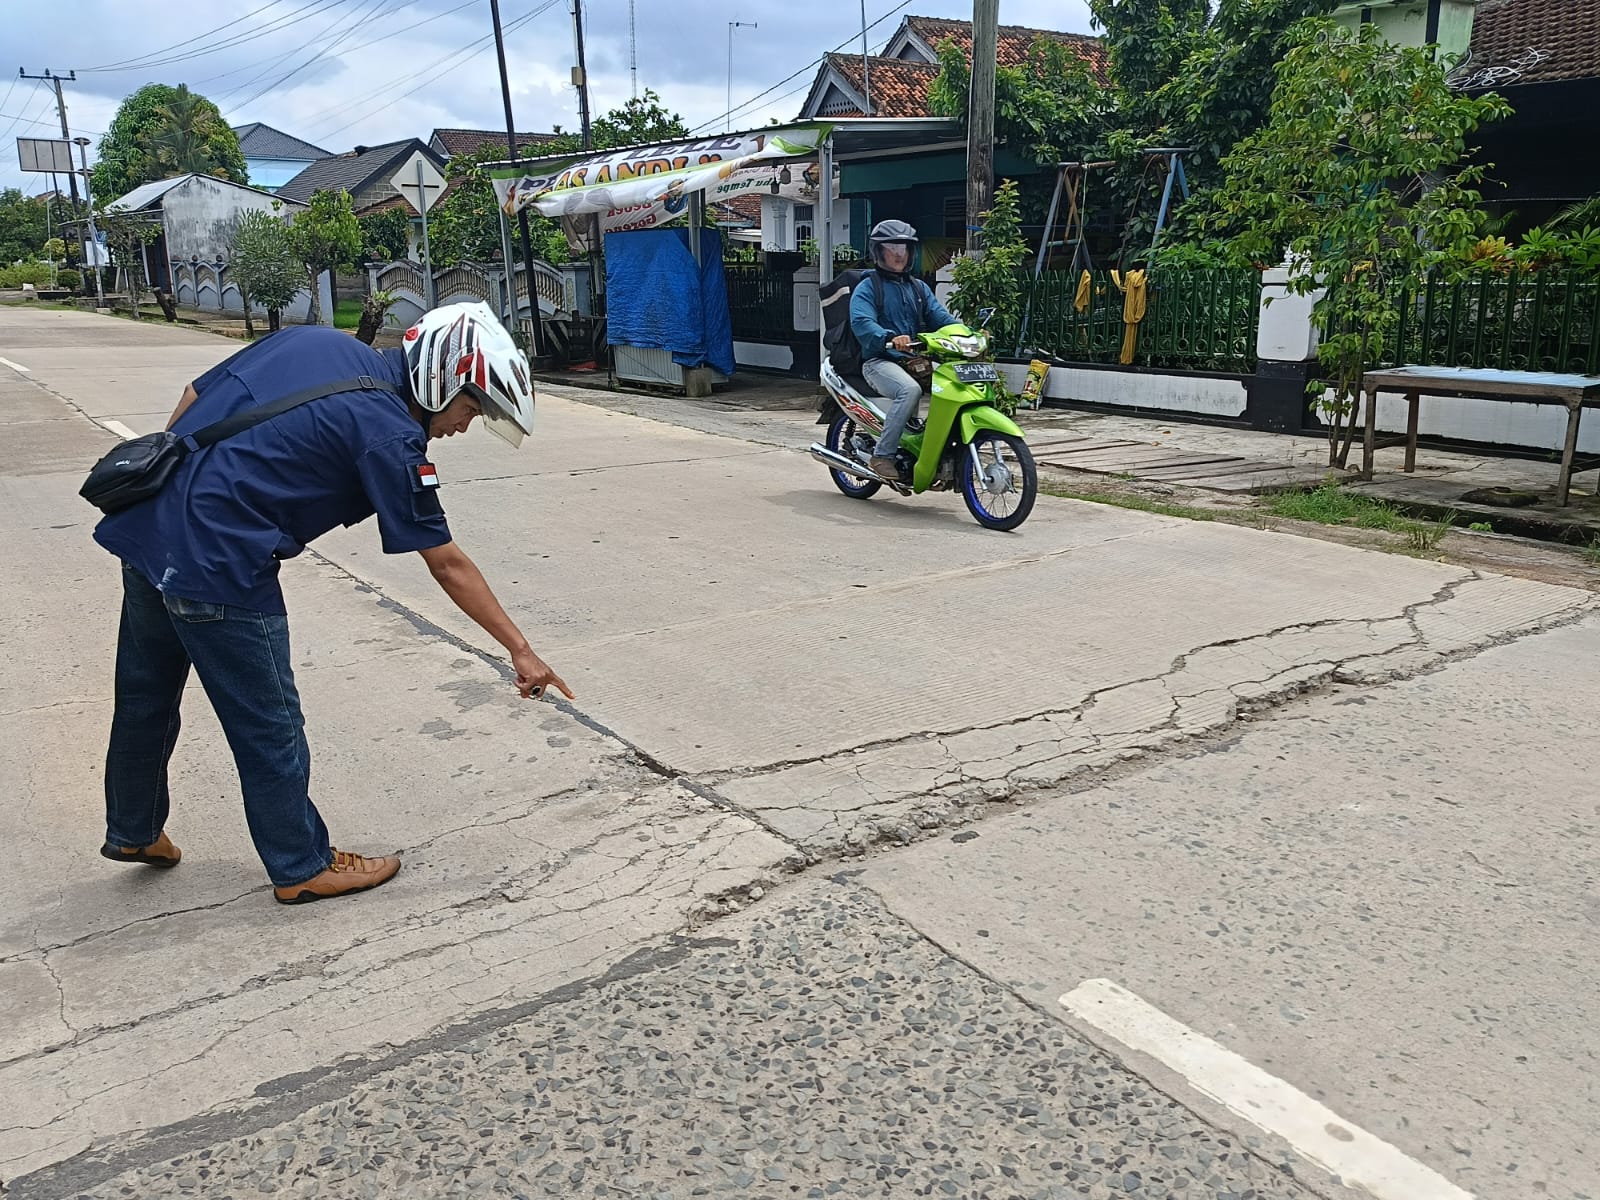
[
  {"xmin": 100, "ymin": 843, "xmax": 180, "ymax": 868},
  {"xmin": 274, "ymin": 867, "xmax": 400, "ymax": 906}
]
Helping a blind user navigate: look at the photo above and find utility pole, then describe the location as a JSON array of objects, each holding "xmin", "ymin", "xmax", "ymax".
[
  {"xmin": 487, "ymin": 0, "xmax": 547, "ymax": 360},
  {"xmin": 571, "ymin": 0, "xmax": 604, "ymax": 327},
  {"xmin": 628, "ymin": 0, "xmax": 638, "ymax": 99},
  {"xmin": 965, "ymin": 0, "xmax": 998, "ymax": 253},
  {"xmin": 860, "ymin": 0, "xmax": 872, "ymax": 116},
  {"xmin": 727, "ymin": 21, "xmax": 756, "ymax": 133},
  {"xmin": 74, "ymin": 136, "xmax": 107, "ymax": 309},
  {"xmin": 20, "ymin": 70, "xmax": 81, "ymax": 211}
]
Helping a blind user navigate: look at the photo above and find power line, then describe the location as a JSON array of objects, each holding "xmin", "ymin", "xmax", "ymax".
[
  {"xmin": 0, "ymin": 80, "xmax": 43, "ymax": 142},
  {"xmin": 222, "ymin": 0, "xmax": 407, "ymax": 112},
  {"xmin": 77, "ymin": 0, "xmax": 358, "ymax": 74},
  {"xmin": 303, "ymin": 0, "xmax": 556, "ymax": 142},
  {"xmin": 200, "ymin": 3, "xmax": 381, "ymax": 94},
  {"xmin": 691, "ymin": 0, "xmax": 917, "ymax": 133},
  {"xmin": 78, "ymin": 0, "xmax": 307, "ymax": 71}
]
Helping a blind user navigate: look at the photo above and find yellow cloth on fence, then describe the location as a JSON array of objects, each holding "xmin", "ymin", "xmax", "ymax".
[
  {"xmin": 1111, "ymin": 269, "xmax": 1148, "ymax": 364},
  {"xmin": 1073, "ymin": 269, "xmax": 1092, "ymax": 314}
]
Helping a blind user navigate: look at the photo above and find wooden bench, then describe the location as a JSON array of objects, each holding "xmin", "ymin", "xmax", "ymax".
[{"xmin": 1361, "ymin": 366, "xmax": 1600, "ymax": 505}]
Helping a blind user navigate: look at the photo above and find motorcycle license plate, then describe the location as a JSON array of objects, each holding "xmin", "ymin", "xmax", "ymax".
[{"xmin": 953, "ymin": 363, "xmax": 999, "ymax": 383}]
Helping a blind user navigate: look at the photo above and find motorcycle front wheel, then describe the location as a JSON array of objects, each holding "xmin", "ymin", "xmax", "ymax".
[
  {"xmin": 826, "ymin": 411, "xmax": 882, "ymax": 500},
  {"xmin": 961, "ymin": 431, "xmax": 1037, "ymax": 531}
]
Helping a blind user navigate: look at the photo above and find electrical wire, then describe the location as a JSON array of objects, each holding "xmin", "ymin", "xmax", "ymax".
[
  {"xmin": 78, "ymin": 0, "xmax": 312, "ymax": 71},
  {"xmin": 79, "ymin": 0, "xmax": 362, "ymax": 75},
  {"xmin": 301, "ymin": 0, "xmax": 557, "ymax": 142},
  {"xmin": 690, "ymin": 0, "xmax": 918, "ymax": 133},
  {"xmin": 221, "ymin": 0, "xmax": 408, "ymax": 112}
]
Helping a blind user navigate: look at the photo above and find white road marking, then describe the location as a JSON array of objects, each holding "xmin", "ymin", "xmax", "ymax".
[
  {"xmin": 103, "ymin": 420, "xmax": 138, "ymax": 440},
  {"xmin": 0, "ymin": 355, "xmax": 30, "ymax": 374},
  {"xmin": 1059, "ymin": 979, "xmax": 1473, "ymax": 1200}
]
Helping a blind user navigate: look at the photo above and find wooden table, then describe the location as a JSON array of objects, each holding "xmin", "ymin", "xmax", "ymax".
[{"xmin": 1362, "ymin": 366, "xmax": 1600, "ymax": 505}]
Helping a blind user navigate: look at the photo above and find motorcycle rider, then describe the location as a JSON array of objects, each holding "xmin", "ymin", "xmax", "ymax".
[{"xmin": 850, "ymin": 219, "xmax": 958, "ymax": 481}]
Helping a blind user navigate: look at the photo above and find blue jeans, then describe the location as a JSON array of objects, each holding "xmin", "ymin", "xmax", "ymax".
[
  {"xmin": 863, "ymin": 357, "xmax": 923, "ymax": 457},
  {"xmin": 104, "ymin": 564, "xmax": 333, "ymax": 888}
]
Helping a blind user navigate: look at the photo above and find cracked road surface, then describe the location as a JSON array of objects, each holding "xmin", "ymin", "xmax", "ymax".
[{"xmin": 2, "ymin": 306, "xmax": 1595, "ymax": 1199}]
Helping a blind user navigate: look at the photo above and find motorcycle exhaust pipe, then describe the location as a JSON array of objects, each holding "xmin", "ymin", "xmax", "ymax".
[{"xmin": 809, "ymin": 442, "xmax": 886, "ymax": 482}]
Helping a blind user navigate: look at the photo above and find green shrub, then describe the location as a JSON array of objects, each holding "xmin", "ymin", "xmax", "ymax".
[
  {"xmin": 55, "ymin": 267, "xmax": 81, "ymax": 291},
  {"xmin": 0, "ymin": 261, "xmax": 54, "ymax": 288}
]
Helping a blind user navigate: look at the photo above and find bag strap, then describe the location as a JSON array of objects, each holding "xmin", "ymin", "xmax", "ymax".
[{"xmin": 180, "ymin": 375, "xmax": 398, "ymax": 453}]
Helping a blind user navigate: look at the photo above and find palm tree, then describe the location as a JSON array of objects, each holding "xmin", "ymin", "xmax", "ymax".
[{"xmin": 152, "ymin": 86, "xmax": 222, "ymax": 177}]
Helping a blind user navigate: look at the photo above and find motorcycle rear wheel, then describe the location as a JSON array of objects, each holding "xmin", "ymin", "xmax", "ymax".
[{"xmin": 826, "ymin": 411, "xmax": 882, "ymax": 500}]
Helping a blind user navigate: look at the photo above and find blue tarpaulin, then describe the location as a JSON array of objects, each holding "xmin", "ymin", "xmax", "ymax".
[{"xmin": 605, "ymin": 228, "xmax": 736, "ymax": 377}]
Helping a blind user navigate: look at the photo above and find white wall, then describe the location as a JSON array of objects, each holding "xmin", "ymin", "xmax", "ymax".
[{"xmin": 999, "ymin": 361, "xmax": 1249, "ymax": 420}]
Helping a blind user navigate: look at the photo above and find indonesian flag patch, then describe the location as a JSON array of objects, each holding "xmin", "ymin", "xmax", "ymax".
[{"xmin": 414, "ymin": 462, "xmax": 440, "ymax": 488}]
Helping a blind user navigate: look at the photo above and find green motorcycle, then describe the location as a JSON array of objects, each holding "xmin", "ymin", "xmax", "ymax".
[{"xmin": 811, "ymin": 321, "xmax": 1037, "ymax": 531}]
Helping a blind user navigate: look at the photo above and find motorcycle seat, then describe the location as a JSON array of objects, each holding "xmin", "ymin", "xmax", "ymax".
[{"xmin": 840, "ymin": 371, "xmax": 875, "ymax": 398}]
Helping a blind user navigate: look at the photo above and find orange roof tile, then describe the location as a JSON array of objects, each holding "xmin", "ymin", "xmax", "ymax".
[
  {"xmin": 822, "ymin": 54, "xmax": 942, "ymax": 118},
  {"xmin": 1464, "ymin": 0, "xmax": 1600, "ymax": 87},
  {"xmin": 903, "ymin": 15, "xmax": 1109, "ymax": 85}
]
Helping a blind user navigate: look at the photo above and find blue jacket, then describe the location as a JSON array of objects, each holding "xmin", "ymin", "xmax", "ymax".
[
  {"xmin": 850, "ymin": 271, "xmax": 958, "ymax": 362},
  {"xmin": 95, "ymin": 328, "xmax": 451, "ymax": 615}
]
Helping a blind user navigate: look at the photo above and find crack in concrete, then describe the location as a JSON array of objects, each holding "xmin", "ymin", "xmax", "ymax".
[
  {"xmin": 441, "ymin": 446, "xmax": 782, "ymax": 487},
  {"xmin": 704, "ymin": 570, "xmax": 1563, "ymax": 785}
]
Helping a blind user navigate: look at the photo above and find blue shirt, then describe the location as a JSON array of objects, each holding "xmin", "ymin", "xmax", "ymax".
[
  {"xmin": 849, "ymin": 271, "xmax": 959, "ymax": 363},
  {"xmin": 95, "ymin": 327, "xmax": 452, "ymax": 615}
]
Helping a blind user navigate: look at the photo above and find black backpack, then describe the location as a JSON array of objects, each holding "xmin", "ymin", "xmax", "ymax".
[
  {"xmin": 820, "ymin": 269, "xmax": 930, "ymax": 376},
  {"xmin": 820, "ymin": 268, "xmax": 874, "ymax": 375}
]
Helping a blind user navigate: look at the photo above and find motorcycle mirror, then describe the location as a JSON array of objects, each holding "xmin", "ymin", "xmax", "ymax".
[{"xmin": 977, "ymin": 307, "xmax": 997, "ymax": 328}]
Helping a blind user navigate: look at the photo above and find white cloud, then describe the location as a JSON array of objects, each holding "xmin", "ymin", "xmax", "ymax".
[{"xmin": 2, "ymin": 0, "xmax": 1095, "ymax": 194}]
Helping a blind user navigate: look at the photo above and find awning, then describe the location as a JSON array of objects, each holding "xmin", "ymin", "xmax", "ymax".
[{"xmin": 488, "ymin": 124, "xmax": 833, "ymax": 225}]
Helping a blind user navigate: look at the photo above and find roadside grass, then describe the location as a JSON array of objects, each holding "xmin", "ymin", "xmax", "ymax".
[
  {"xmin": 333, "ymin": 298, "xmax": 363, "ymax": 330},
  {"xmin": 1044, "ymin": 478, "xmax": 1462, "ymax": 558}
]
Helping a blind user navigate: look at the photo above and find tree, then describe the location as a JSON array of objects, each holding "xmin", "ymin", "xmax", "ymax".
[
  {"xmin": 288, "ymin": 189, "xmax": 361, "ymax": 326},
  {"xmin": 231, "ymin": 208, "xmax": 305, "ymax": 332},
  {"xmin": 92, "ymin": 84, "xmax": 247, "ymax": 201},
  {"xmin": 431, "ymin": 143, "xmax": 570, "ymax": 269},
  {"xmin": 588, "ymin": 89, "xmax": 690, "ymax": 149},
  {"xmin": 0, "ymin": 189, "xmax": 51, "ymax": 263},
  {"xmin": 927, "ymin": 0, "xmax": 1340, "ymax": 264},
  {"xmin": 357, "ymin": 206, "xmax": 412, "ymax": 263},
  {"xmin": 430, "ymin": 92, "xmax": 691, "ymax": 270},
  {"xmin": 1208, "ymin": 20, "xmax": 1511, "ymax": 466},
  {"xmin": 98, "ymin": 206, "xmax": 162, "ymax": 318},
  {"xmin": 948, "ymin": 180, "xmax": 1028, "ymax": 342}
]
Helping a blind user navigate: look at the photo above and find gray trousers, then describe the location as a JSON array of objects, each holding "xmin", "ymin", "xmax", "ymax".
[{"xmin": 862, "ymin": 357, "xmax": 922, "ymax": 457}]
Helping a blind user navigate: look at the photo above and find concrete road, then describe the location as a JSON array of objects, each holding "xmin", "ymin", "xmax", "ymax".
[{"xmin": 1, "ymin": 306, "xmax": 1594, "ymax": 1199}]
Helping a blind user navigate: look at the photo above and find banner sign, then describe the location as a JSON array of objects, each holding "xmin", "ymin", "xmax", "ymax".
[{"xmin": 488, "ymin": 125, "xmax": 831, "ymax": 224}]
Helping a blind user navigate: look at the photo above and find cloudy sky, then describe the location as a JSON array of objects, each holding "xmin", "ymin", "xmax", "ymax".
[{"xmin": 3, "ymin": 0, "xmax": 1096, "ymax": 196}]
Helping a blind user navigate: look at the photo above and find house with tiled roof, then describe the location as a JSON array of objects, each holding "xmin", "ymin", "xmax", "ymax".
[
  {"xmin": 1455, "ymin": 0, "xmax": 1600, "ymax": 231},
  {"xmin": 777, "ymin": 15, "xmax": 1101, "ymax": 263},
  {"xmin": 428, "ymin": 128, "xmax": 563, "ymax": 161},
  {"xmin": 799, "ymin": 14, "xmax": 1107, "ymax": 120},
  {"xmin": 276, "ymin": 139, "xmax": 445, "ymax": 215},
  {"xmin": 232, "ymin": 123, "xmax": 330, "ymax": 193}
]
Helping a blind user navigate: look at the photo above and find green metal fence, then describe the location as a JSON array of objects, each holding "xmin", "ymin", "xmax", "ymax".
[
  {"xmin": 1015, "ymin": 268, "xmax": 1261, "ymax": 373},
  {"xmin": 723, "ymin": 264, "xmax": 794, "ymax": 341},
  {"xmin": 1388, "ymin": 270, "xmax": 1600, "ymax": 375}
]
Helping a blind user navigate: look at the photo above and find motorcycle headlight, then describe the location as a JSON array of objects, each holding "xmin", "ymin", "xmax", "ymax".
[{"xmin": 951, "ymin": 335, "xmax": 986, "ymax": 357}]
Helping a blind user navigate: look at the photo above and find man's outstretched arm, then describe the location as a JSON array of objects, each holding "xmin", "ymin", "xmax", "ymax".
[
  {"xmin": 165, "ymin": 384, "xmax": 199, "ymax": 430},
  {"xmin": 417, "ymin": 541, "xmax": 574, "ymax": 700}
]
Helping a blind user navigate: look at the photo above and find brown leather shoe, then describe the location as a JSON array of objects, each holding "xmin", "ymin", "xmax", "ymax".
[
  {"xmin": 100, "ymin": 831, "xmax": 182, "ymax": 868},
  {"xmin": 273, "ymin": 849, "xmax": 400, "ymax": 905}
]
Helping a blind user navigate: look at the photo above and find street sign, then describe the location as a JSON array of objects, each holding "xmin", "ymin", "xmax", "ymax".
[
  {"xmin": 16, "ymin": 137, "xmax": 75, "ymax": 174},
  {"xmin": 390, "ymin": 152, "xmax": 447, "ymax": 215}
]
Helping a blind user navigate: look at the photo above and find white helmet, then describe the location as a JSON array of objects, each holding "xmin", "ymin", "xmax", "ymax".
[{"xmin": 402, "ymin": 302, "xmax": 535, "ymax": 448}]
